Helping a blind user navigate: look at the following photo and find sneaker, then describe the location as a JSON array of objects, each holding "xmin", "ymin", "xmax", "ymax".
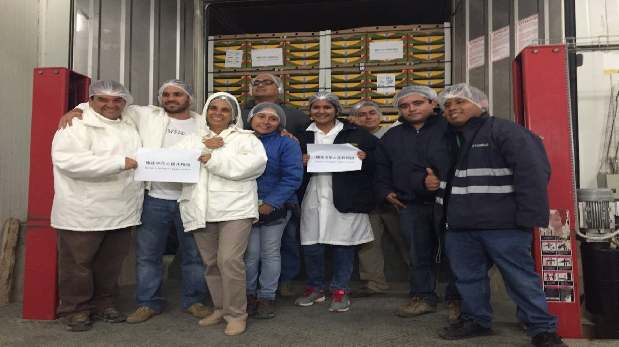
[
  {"xmin": 126, "ymin": 306, "xmax": 158, "ymax": 324},
  {"xmin": 294, "ymin": 287, "xmax": 326, "ymax": 307},
  {"xmin": 446, "ymin": 300, "xmax": 461, "ymax": 323},
  {"xmin": 247, "ymin": 295, "xmax": 258, "ymax": 317},
  {"xmin": 198, "ymin": 310, "xmax": 224, "ymax": 327},
  {"xmin": 438, "ymin": 319, "xmax": 493, "ymax": 340},
  {"xmin": 63, "ymin": 311, "xmax": 92, "ymax": 332},
  {"xmin": 278, "ymin": 281, "xmax": 296, "ymax": 298},
  {"xmin": 531, "ymin": 332, "xmax": 568, "ymax": 347},
  {"xmin": 185, "ymin": 303, "xmax": 212, "ymax": 319},
  {"xmin": 93, "ymin": 307, "xmax": 126, "ymax": 323},
  {"xmin": 397, "ymin": 297, "xmax": 436, "ymax": 317},
  {"xmin": 224, "ymin": 319, "xmax": 246, "ymax": 336},
  {"xmin": 255, "ymin": 299, "xmax": 276, "ymax": 319},
  {"xmin": 329, "ymin": 290, "xmax": 351, "ymax": 312}
]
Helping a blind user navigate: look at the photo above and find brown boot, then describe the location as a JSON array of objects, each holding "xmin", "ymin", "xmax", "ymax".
[
  {"xmin": 224, "ymin": 319, "xmax": 246, "ymax": 336},
  {"xmin": 198, "ymin": 310, "xmax": 224, "ymax": 327},
  {"xmin": 446, "ymin": 300, "xmax": 461, "ymax": 323},
  {"xmin": 126, "ymin": 306, "xmax": 158, "ymax": 324},
  {"xmin": 396, "ymin": 297, "xmax": 436, "ymax": 318},
  {"xmin": 185, "ymin": 303, "xmax": 212, "ymax": 319}
]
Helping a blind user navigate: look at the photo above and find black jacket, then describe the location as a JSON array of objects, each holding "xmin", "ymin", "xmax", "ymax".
[
  {"xmin": 241, "ymin": 99, "xmax": 311, "ymax": 136},
  {"xmin": 442, "ymin": 114, "xmax": 551, "ymax": 230},
  {"xmin": 375, "ymin": 112, "xmax": 452, "ymax": 205},
  {"xmin": 298, "ymin": 120, "xmax": 378, "ymax": 213}
]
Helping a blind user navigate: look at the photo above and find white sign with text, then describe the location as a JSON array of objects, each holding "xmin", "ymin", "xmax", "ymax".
[
  {"xmin": 307, "ymin": 143, "xmax": 362, "ymax": 173},
  {"xmin": 135, "ymin": 148, "xmax": 201, "ymax": 183}
]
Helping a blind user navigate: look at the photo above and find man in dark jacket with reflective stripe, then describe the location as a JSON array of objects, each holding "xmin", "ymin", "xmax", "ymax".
[
  {"xmin": 375, "ymin": 86, "xmax": 460, "ymax": 320},
  {"xmin": 437, "ymin": 83, "xmax": 566, "ymax": 347}
]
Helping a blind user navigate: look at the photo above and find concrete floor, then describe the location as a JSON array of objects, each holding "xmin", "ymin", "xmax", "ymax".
[{"xmin": 0, "ymin": 281, "xmax": 616, "ymax": 347}]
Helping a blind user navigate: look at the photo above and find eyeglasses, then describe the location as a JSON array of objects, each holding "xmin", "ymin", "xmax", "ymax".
[{"xmin": 252, "ymin": 79, "xmax": 275, "ymax": 87}]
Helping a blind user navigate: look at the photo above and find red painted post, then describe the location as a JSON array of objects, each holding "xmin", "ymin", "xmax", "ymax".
[
  {"xmin": 23, "ymin": 68, "xmax": 89, "ymax": 320},
  {"xmin": 513, "ymin": 45, "xmax": 583, "ymax": 338}
]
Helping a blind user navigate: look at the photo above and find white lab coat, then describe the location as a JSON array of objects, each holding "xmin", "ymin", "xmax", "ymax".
[
  {"xmin": 51, "ymin": 106, "xmax": 143, "ymax": 231},
  {"xmin": 300, "ymin": 121, "xmax": 373, "ymax": 246}
]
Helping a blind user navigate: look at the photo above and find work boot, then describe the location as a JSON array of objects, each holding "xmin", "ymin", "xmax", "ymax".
[
  {"xmin": 255, "ymin": 299, "xmax": 276, "ymax": 319},
  {"xmin": 328, "ymin": 289, "xmax": 351, "ymax": 312},
  {"xmin": 397, "ymin": 297, "xmax": 436, "ymax": 317},
  {"xmin": 247, "ymin": 295, "xmax": 258, "ymax": 317},
  {"xmin": 351, "ymin": 285, "xmax": 386, "ymax": 298},
  {"xmin": 278, "ymin": 281, "xmax": 296, "ymax": 297},
  {"xmin": 294, "ymin": 287, "xmax": 326, "ymax": 307},
  {"xmin": 438, "ymin": 319, "xmax": 493, "ymax": 340},
  {"xmin": 185, "ymin": 303, "xmax": 212, "ymax": 319},
  {"xmin": 126, "ymin": 306, "xmax": 158, "ymax": 324},
  {"xmin": 446, "ymin": 300, "xmax": 461, "ymax": 323},
  {"xmin": 198, "ymin": 309, "xmax": 224, "ymax": 327},
  {"xmin": 531, "ymin": 332, "xmax": 568, "ymax": 347},
  {"xmin": 224, "ymin": 319, "xmax": 246, "ymax": 336},
  {"xmin": 63, "ymin": 311, "xmax": 92, "ymax": 332},
  {"xmin": 93, "ymin": 307, "xmax": 126, "ymax": 323}
]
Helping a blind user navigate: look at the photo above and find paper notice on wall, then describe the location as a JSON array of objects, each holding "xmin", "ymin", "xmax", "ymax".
[
  {"xmin": 376, "ymin": 73, "xmax": 396, "ymax": 95},
  {"xmin": 467, "ymin": 36, "xmax": 485, "ymax": 69},
  {"xmin": 518, "ymin": 14, "xmax": 539, "ymax": 53},
  {"xmin": 251, "ymin": 48, "xmax": 283, "ymax": 67},
  {"xmin": 224, "ymin": 50, "xmax": 243, "ymax": 68},
  {"xmin": 603, "ymin": 51, "xmax": 619, "ymax": 74},
  {"xmin": 369, "ymin": 40, "xmax": 404, "ymax": 61},
  {"xmin": 491, "ymin": 26, "xmax": 510, "ymax": 62}
]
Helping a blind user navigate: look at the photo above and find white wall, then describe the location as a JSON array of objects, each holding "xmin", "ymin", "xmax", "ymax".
[{"xmin": 576, "ymin": 0, "xmax": 619, "ymax": 188}]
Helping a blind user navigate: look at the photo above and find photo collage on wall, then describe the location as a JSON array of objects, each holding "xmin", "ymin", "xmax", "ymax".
[{"xmin": 539, "ymin": 209, "xmax": 575, "ymax": 302}]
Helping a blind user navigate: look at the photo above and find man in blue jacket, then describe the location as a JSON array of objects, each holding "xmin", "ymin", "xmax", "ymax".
[
  {"xmin": 375, "ymin": 86, "xmax": 460, "ymax": 320},
  {"xmin": 437, "ymin": 83, "xmax": 566, "ymax": 347}
]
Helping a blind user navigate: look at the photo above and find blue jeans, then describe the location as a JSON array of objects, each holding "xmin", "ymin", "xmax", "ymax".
[
  {"xmin": 279, "ymin": 211, "xmax": 301, "ymax": 282},
  {"xmin": 245, "ymin": 211, "xmax": 291, "ymax": 300},
  {"xmin": 303, "ymin": 244, "xmax": 355, "ymax": 292},
  {"xmin": 135, "ymin": 195, "xmax": 208, "ymax": 311},
  {"xmin": 445, "ymin": 229, "xmax": 557, "ymax": 336},
  {"xmin": 400, "ymin": 204, "xmax": 460, "ymax": 304}
]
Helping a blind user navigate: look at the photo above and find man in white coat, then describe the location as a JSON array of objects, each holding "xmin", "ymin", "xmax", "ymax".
[
  {"xmin": 61, "ymin": 80, "xmax": 210, "ymax": 323},
  {"xmin": 51, "ymin": 80, "xmax": 143, "ymax": 332}
]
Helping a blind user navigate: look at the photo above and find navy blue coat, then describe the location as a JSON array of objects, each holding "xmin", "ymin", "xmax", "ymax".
[{"xmin": 443, "ymin": 114, "xmax": 551, "ymax": 230}]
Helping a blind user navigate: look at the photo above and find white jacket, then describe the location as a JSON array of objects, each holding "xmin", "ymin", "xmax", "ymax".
[
  {"xmin": 76, "ymin": 102, "xmax": 206, "ymax": 191},
  {"xmin": 177, "ymin": 92, "xmax": 267, "ymax": 231},
  {"xmin": 51, "ymin": 106, "xmax": 144, "ymax": 231}
]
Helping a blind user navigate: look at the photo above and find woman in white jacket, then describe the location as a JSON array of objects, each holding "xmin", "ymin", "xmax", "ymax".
[
  {"xmin": 51, "ymin": 80, "xmax": 143, "ymax": 332},
  {"xmin": 177, "ymin": 92, "xmax": 267, "ymax": 336}
]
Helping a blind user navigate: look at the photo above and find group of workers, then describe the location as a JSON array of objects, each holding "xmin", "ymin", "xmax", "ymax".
[{"xmin": 50, "ymin": 71, "xmax": 567, "ymax": 346}]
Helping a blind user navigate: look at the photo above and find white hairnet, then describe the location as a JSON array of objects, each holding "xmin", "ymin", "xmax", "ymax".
[
  {"xmin": 203, "ymin": 92, "xmax": 242, "ymax": 127},
  {"xmin": 89, "ymin": 80, "xmax": 133, "ymax": 105},
  {"xmin": 158, "ymin": 79, "xmax": 193, "ymax": 102},
  {"xmin": 247, "ymin": 102, "xmax": 286, "ymax": 130},
  {"xmin": 438, "ymin": 83, "xmax": 489, "ymax": 111},
  {"xmin": 393, "ymin": 85, "xmax": 437, "ymax": 108},
  {"xmin": 250, "ymin": 73, "xmax": 284, "ymax": 95},
  {"xmin": 308, "ymin": 91, "xmax": 343, "ymax": 115},
  {"xmin": 350, "ymin": 100, "xmax": 382, "ymax": 117}
]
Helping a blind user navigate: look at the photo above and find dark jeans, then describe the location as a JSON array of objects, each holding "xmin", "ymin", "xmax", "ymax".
[
  {"xmin": 399, "ymin": 204, "xmax": 459, "ymax": 304},
  {"xmin": 446, "ymin": 228, "xmax": 557, "ymax": 336},
  {"xmin": 303, "ymin": 244, "xmax": 355, "ymax": 292},
  {"xmin": 57, "ymin": 228, "xmax": 131, "ymax": 316},
  {"xmin": 135, "ymin": 195, "xmax": 207, "ymax": 311},
  {"xmin": 280, "ymin": 212, "xmax": 301, "ymax": 282}
]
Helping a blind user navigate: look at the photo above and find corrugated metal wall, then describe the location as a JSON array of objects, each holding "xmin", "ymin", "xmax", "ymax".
[
  {"xmin": 451, "ymin": 0, "xmax": 564, "ymax": 120},
  {"xmin": 71, "ymin": 0, "xmax": 197, "ymax": 107}
]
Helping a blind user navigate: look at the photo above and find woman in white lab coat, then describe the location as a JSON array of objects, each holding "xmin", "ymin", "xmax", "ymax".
[{"xmin": 294, "ymin": 92, "xmax": 378, "ymax": 313}]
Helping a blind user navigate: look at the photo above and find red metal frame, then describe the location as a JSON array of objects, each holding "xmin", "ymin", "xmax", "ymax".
[
  {"xmin": 23, "ymin": 68, "xmax": 90, "ymax": 320},
  {"xmin": 513, "ymin": 45, "xmax": 582, "ymax": 338}
]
